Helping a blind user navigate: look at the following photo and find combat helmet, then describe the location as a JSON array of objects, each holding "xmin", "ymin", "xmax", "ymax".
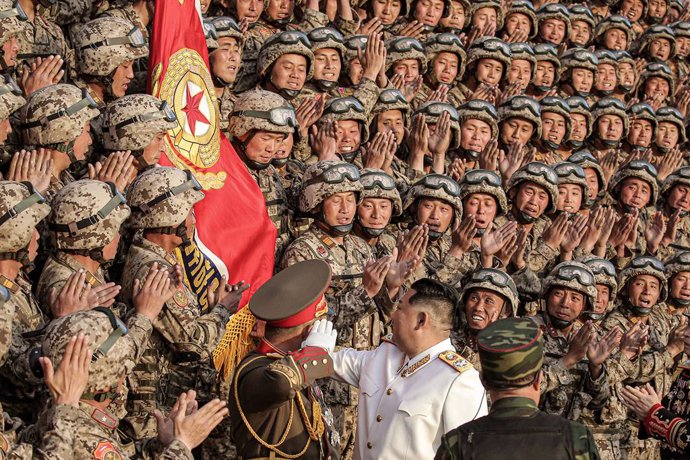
[
  {"xmin": 580, "ymin": 256, "xmax": 618, "ymax": 315},
  {"xmin": 458, "ymin": 99, "xmax": 499, "ymax": 141},
  {"xmin": 591, "ymin": 97, "xmax": 629, "ymax": 146},
  {"xmin": 608, "ymin": 160, "xmax": 659, "ymax": 208},
  {"xmin": 102, "ymin": 94, "xmax": 178, "ymax": 157},
  {"xmin": 509, "ymin": 42, "xmax": 536, "ymax": 81},
  {"xmin": 257, "ymin": 31, "xmax": 314, "ymax": 99},
  {"xmin": 467, "ymin": 37, "xmax": 512, "ymax": 82},
  {"xmin": 566, "ymin": 97, "xmax": 592, "ymax": 145},
  {"xmin": 48, "ymin": 180, "xmax": 130, "ymax": 260},
  {"xmin": 128, "ymin": 167, "xmax": 204, "ymax": 238},
  {"xmin": 300, "ymin": 160, "xmax": 363, "ymax": 213},
  {"xmin": 567, "ymin": 149, "xmax": 606, "ymax": 202},
  {"xmin": 425, "ymin": 33, "xmax": 467, "ymax": 84},
  {"xmin": 403, "ymin": 173, "xmax": 463, "ymax": 239},
  {"xmin": 385, "ymin": 37, "xmax": 428, "ymax": 75},
  {"xmin": 0, "ymin": 75, "xmax": 24, "ymax": 122},
  {"xmin": 321, "ymin": 96, "xmax": 370, "ymax": 154},
  {"xmin": 542, "ymin": 261, "xmax": 598, "ymax": 326},
  {"xmin": 498, "ymin": 95, "xmax": 542, "ymax": 141},
  {"xmin": 357, "ymin": 169, "xmax": 401, "ymax": 238},
  {"xmin": 507, "ymin": 161, "xmax": 560, "ymax": 217},
  {"xmin": 533, "ymin": 43, "xmax": 561, "ymax": 91},
  {"xmin": 461, "ymin": 268, "xmax": 519, "ymax": 319},
  {"xmin": 505, "ymin": 0, "xmax": 538, "ymax": 39},
  {"xmin": 661, "ymin": 166, "xmax": 690, "ymax": 200},
  {"xmin": 665, "ymin": 251, "xmax": 690, "ymax": 306},
  {"xmin": 569, "ymin": 4, "xmax": 595, "ymax": 42},
  {"xmin": 656, "ymin": 106, "xmax": 687, "ymax": 145},
  {"xmin": 204, "ymin": 18, "xmax": 218, "ymax": 50},
  {"xmin": 618, "ymin": 256, "xmax": 668, "ymax": 312},
  {"xmin": 206, "ymin": 16, "xmax": 244, "ymax": 45},
  {"xmin": 228, "ymin": 89, "xmax": 297, "ymax": 142},
  {"xmin": 0, "ymin": 182, "xmax": 50, "ymax": 261},
  {"xmin": 414, "ymin": 101, "xmax": 461, "ymax": 149},
  {"xmin": 636, "ymin": 62, "xmax": 675, "ymax": 102},
  {"xmin": 469, "ymin": 0, "xmax": 505, "ymax": 29},
  {"xmin": 636, "ymin": 24, "xmax": 677, "ymax": 60},
  {"xmin": 594, "ymin": 15, "xmax": 633, "ymax": 49},
  {"xmin": 673, "ymin": 21, "xmax": 690, "ymax": 40},
  {"xmin": 560, "ymin": 48, "xmax": 598, "ymax": 80},
  {"xmin": 628, "ymin": 102, "xmax": 658, "ymax": 135},
  {"xmin": 308, "ymin": 27, "xmax": 346, "ymax": 92},
  {"xmin": 537, "ymin": 3, "xmax": 571, "ymax": 44},
  {"xmin": 0, "ymin": 0, "xmax": 26, "ymax": 61},
  {"xmin": 594, "ymin": 49, "xmax": 619, "ymax": 94},
  {"xmin": 73, "ymin": 17, "xmax": 148, "ymax": 78},
  {"xmin": 371, "ymin": 88, "xmax": 411, "ymax": 130},
  {"xmin": 555, "ymin": 161, "xmax": 590, "ymax": 202},
  {"xmin": 540, "ymin": 96, "xmax": 571, "ymax": 148},
  {"xmin": 458, "ymin": 169, "xmax": 509, "ymax": 216}
]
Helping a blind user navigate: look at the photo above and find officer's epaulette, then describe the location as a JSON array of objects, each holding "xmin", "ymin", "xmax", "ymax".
[
  {"xmin": 438, "ymin": 351, "xmax": 473, "ymax": 373},
  {"xmin": 381, "ymin": 333, "xmax": 396, "ymax": 345}
]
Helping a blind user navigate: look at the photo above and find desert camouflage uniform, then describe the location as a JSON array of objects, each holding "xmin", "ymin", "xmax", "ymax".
[
  {"xmin": 16, "ymin": 13, "xmax": 73, "ymax": 70},
  {"xmin": 36, "ymin": 252, "xmax": 108, "ymax": 311}
]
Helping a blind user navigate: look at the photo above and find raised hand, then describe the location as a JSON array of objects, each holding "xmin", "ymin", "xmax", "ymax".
[
  {"xmin": 296, "ymin": 95, "xmax": 325, "ymax": 139},
  {"xmin": 561, "ymin": 214, "xmax": 589, "ymax": 255},
  {"xmin": 428, "ymin": 110, "xmax": 451, "ymax": 172},
  {"xmin": 88, "ymin": 151, "xmax": 137, "ymax": 192},
  {"xmin": 542, "ymin": 213, "xmax": 571, "ymax": 250},
  {"xmin": 20, "ymin": 55, "xmax": 64, "ymax": 96},
  {"xmin": 40, "ymin": 333, "xmax": 91, "ymax": 406},
  {"xmin": 478, "ymin": 140, "xmax": 501, "ymax": 171},
  {"xmin": 7, "ymin": 149, "xmax": 53, "ymax": 193},
  {"xmin": 449, "ymin": 215, "xmax": 477, "ymax": 256},
  {"xmin": 363, "ymin": 256, "xmax": 393, "ymax": 298},
  {"xmin": 310, "ymin": 120, "xmax": 338, "ymax": 161},
  {"xmin": 644, "ymin": 211, "xmax": 666, "ymax": 254},
  {"xmin": 133, "ymin": 262, "xmax": 178, "ymax": 321}
]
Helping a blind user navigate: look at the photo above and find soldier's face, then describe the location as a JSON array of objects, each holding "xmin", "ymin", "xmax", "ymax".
[
  {"xmin": 414, "ymin": 0, "xmax": 445, "ymax": 26},
  {"xmin": 619, "ymin": 177, "xmax": 651, "ymax": 209},
  {"xmin": 514, "ymin": 182, "xmax": 549, "ymax": 218},
  {"xmin": 628, "ymin": 119, "xmax": 654, "ymax": 148},
  {"xmin": 275, "ymin": 133, "xmax": 294, "ymax": 161},
  {"xmin": 463, "ymin": 193, "xmax": 497, "ymax": 229},
  {"xmin": 570, "ymin": 20, "xmax": 592, "ymax": 46},
  {"xmin": 644, "ymin": 76, "xmax": 670, "ymax": 100},
  {"xmin": 541, "ymin": 112, "xmax": 567, "ymax": 145},
  {"xmin": 432, "ymin": 52, "xmax": 459, "ymax": 85},
  {"xmin": 244, "ymin": 131, "xmax": 286, "ymax": 164},
  {"xmin": 534, "ymin": 61, "xmax": 555, "ymax": 88},
  {"xmin": 358, "ymin": 197, "xmax": 393, "ymax": 229},
  {"xmin": 335, "ymin": 120, "xmax": 362, "ymax": 154},
  {"xmin": 464, "ymin": 288, "xmax": 506, "ymax": 330},
  {"xmin": 671, "ymin": 272, "xmax": 690, "ymax": 302},
  {"xmin": 677, "ymin": 37, "xmax": 690, "ymax": 57},
  {"xmin": 604, "ymin": 29, "xmax": 627, "ymax": 51},
  {"xmin": 594, "ymin": 284, "xmax": 611, "ymax": 314},
  {"xmin": 501, "ymin": 117, "xmax": 534, "ymax": 145},
  {"xmin": 393, "ymin": 59, "xmax": 420, "ymax": 84},
  {"xmin": 271, "ymin": 54, "xmax": 308, "ymax": 92},
  {"xmin": 112, "ymin": 60, "xmax": 135, "ymax": 98},
  {"xmin": 471, "ymin": 7, "xmax": 497, "ymax": 31},
  {"xmin": 570, "ymin": 114, "xmax": 587, "ymax": 142},
  {"xmin": 509, "ymin": 59, "xmax": 532, "ymax": 90},
  {"xmin": 210, "ymin": 37, "xmax": 241, "ymax": 84},
  {"xmin": 597, "ymin": 114, "xmax": 624, "ymax": 142},
  {"xmin": 1, "ymin": 35, "xmax": 18, "ymax": 68},
  {"xmin": 28, "ymin": 229, "xmax": 39, "ymax": 262},
  {"xmin": 348, "ymin": 57, "xmax": 364, "ymax": 85},
  {"xmin": 372, "ymin": 0, "xmax": 402, "ymax": 25},
  {"xmin": 461, "ymin": 119, "xmax": 492, "ymax": 152},
  {"xmin": 376, "ymin": 109, "xmax": 405, "ymax": 145},
  {"xmin": 627, "ymin": 274, "xmax": 661, "ymax": 308},
  {"xmin": 505, "ymin": 13, "xmax": 531, "ymax": 38},
  {"xmin": 266, "ymin": 0, "xmax": 294, "ymax": 21},
  {"xmin": 322, "ymin": 192, "xmax": 357, "ymax": 227},
  {"xmin": 475, "ymin": 58, "xmax": 503, "ymax": 86},
  {"xmin": 557, "ymin": 184, "xmax": 583, "ymax": 213},
  {"xmin": 595, "ymin": 63, "xmax": 617, "ymax": 93},
  {"xmin": 570, "ymin": 68, "xmax": 594, "ymax": 93},
  {"xmin": 584, "ymin": 168, "xmax": 599, "ymax": 201},
  {"xmin": 667, "ymin": 184, "xmax": 690, "ymax": 211},
  {"xmin": 72, "ymin": 121, "xmax": 93, "ymax": 160},
  {"xmin": 313, "ymin": 48, "xmax": 341, "ymax": 82},
  {"xmin": 236, "ymin": 0, "xmax": 263, "ymax": 23},
  {"xmin": 656, "ymin": 121, "xmax": 680, "ymax": 149},
  {"xmin": 650, "ymin": 38, "xmax": 672, "ymax": 61},
  {"xmin": 439, "ymin": 0, "xmax": 465, "ymax": 30},
  {"xmin": 547, "ymin": 287, "xmax": 586, "ymax": 322},
  {"xmin": 647, "ymin": 0, "xmax": 667, "ymax": 21},
  {"xmin": 0, "ymin": 118, "xmax": 12, "ymax": 145},
  {"xmin": 416, "ymin": 197, "xmax": 454, "ymax": 234},
  {"xmin": 620, "ymin": 0, "xmax": 644, "ymax": 22},
  {"xmin": 618, "ymin": 63, "xmax": 636, "ymax": 88},
  {"xmin": 539, "ymin": 18, "xmax": 567, "ymax": 46},
  {"xmin": 199, "ymin": 0, "xmax": 212, "ymax": 13},
  {"xmin": 141, "ymin": 132, "xmax": 167, "ymax": 167}
]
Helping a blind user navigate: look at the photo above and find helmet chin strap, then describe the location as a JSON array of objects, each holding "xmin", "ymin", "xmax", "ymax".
[
  {"xmin": 671, "ymin": 296, "xmax": 690, "ymax": 307},
  {"xmin": 460, "ymin": 148, "xmax": 480, "ymax": 160},
  {"xmin": 314, "ymin": 79, "xmax": 338, "ymax": 91},
  {"xmin": 271, "ymin": 157, "xmax": 289, "ymax": 168},
  {"xmin": 316, "ymin": 214, "xmax": 353, "ymax": 237},
  {"xmin": 542, "ymin": 139, "xmax": 561, "ymax": 151},
  {"xmin": 339, "ymin": 151, "xmax": 359, "ymax": 163},
  {"xmin": 573, "ymin": 90, "xmax": 591, "ymax": 98},
  {"xmin": 600, "ymin": 137, "xmax": 620, "ymax": 148},
  {"xmin": 515, "ymin": 209, "xmax": 538, "ymax": 224},
  {"xmin": 532, "ymin": 85, "xmax": 552, "ymax": 93},
  {"xmin": 233, "ymin": 138, "xmax": 272, "ymax": 171},
  {"xmin": 0, "ymin": 245, "xmax": 32, "ymax": 272},
  {"xmin": 547, "ymin": 313, "xmax": 573, "ymax": 330},
  {"xmin": 568, "ymin": 139, "xmax": 584, "ymax": 149}
]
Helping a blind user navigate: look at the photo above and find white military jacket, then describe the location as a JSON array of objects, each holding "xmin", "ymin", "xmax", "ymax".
[{"xmin": 331, "ymin": 337, "xmax": 488, "ymax": 460}]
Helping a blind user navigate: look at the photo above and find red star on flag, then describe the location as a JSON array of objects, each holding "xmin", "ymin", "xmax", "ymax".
[{"xmin": 182, "ymin": 82, "xmax": 210, "ymax": 135}]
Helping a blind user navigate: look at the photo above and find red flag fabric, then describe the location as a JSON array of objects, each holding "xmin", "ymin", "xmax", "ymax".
[{"xmin": 147, "ymin": 0, "xmax": 277, "ymax": 307}]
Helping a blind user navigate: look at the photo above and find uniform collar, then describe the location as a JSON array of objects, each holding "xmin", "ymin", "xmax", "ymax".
[
  {"xmin": 398, "ymin": 338, "xmax": 454, "ymax": 377},
  {"xmin": 0, "ymin": 275, "xmax": 19, "ymax": 294},
  {"xmin": 136, "ymin": 234, "xmax": 179, "ymax": 266},
  {"xmin": 489, "ymin": 396, "xmax": 539, "ymax": 418}
]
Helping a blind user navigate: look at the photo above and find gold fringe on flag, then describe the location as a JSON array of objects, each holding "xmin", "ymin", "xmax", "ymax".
[{"xmin": 213, "ymin": 307, "xmax": 257, "ymax": 381}]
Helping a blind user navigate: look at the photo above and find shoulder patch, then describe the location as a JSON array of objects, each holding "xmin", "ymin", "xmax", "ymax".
[
  {"xmin": 93, "ymin": 441, "xmax": 123, "ymax": 460},
  {"xmin": 438, "ymin": 351, "xmax": 473, "ymax": 373},
  {"xmin": 172, "ymin": 289, "xmax": 189, "ymax": 307}
]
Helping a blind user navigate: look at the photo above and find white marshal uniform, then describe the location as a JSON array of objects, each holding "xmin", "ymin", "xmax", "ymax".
[{"xmin": 331, "ymin": 337, "xmax": 487, "ymax": 460}]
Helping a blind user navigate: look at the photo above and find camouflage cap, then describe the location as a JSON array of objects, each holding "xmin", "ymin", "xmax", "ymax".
[
  {"xmin": 49, "ymin": 180, "xmax": 130, "ymax": 251},
  {"xmin": 385, "ymin": 37, "xmax": 428, "ymax": 74},
  {"xmin": 458, "ymin": 99, "xmax": 499, "ymax": 141},
  {"xmin": 459, "ymin": 169, "xmax": 509, "ymax": 216},
  {"xmin": 42, "ymin": 309, "xmax": 139, "ymax": 394},
  {"xmin": 257, "ymin": 31, "xmax": 315, "ymax": 81},
  {"xmin": 533, "ymin": 43, "xmax": 561, "ymax": 75},
  {"xmin": 569, "ymin": 3, "xmax": 595, "ymax": 29},
  {"xmin": 656, "ymin": 106, "xmax": 687, "ymax": 143},
  {"xmin": 20, "ymin": 84, "xmax": 100, "ymax": 146},
  {"xmin": 0, "ymin": 75, "xmax": 25, "ymax": 122},
  {"xmin": 594, "ymin": 15, "xmax": 633, "ymax": 48},
  {"xmin": 559, "ymin": 48, "xmax": 598, "ymax": 75},
  {"xmin": 566, "ymin": 96, "xmax": 593, "ymax": 138},
  {"xmin": 467, "ymin": 37, "xmax": 512, "ymax": 80},
  {"xmin": 506, "ymin": 0, "xmax": 538, "ymax": 39},
  {"xmin": 498, "ymin": 95, "xmax": 542, "ymax": 140},
  {"xmin": 661, "ymin": 166, "xmax": 690, "ymax": 197},
  {"xmin": 665, "ymin": 250, "xmax": 690, "ymax": 279},
  {"xmin": 128, "ymin": 167, "xmax": 204, "ymax": 229},
  {"xmin": 542, "ymin": 261, "xmax": 598, "ymax": 311},
  {"xmin": 507, "ymin": 161, "xmax": 559, "ymax": 214},
  {"xmin": 462, "ymin": 268, "xmax": 519, "ymax": 317},
  {"xmin": 359, "ymin": 168, "xmax": 402, "ymax": 215},
  {"xmin": 567, "ymin": 149, "xmax": 606, "ymax": 200},
  {"xmin": 102, "ymin": 94, "xmax": 177, "ymax": 151},
  {"xmin": 636, "ymin": 62, "xmax": 675, "ymax": 101},
  {"xmin": 300, "ymin": 160, "xmax": 363, "ymax": 213},
  {"xmin": 425, "ymin": 33, "xmax": 467, "ymax": 84},
  {"xmin": 73, "ymin": 17, "xmax": 149, "ymax": 77},
  {"xmin": 537, "ymin": 3, "xmax": 571, "ymax": 40},
  {"xmin": 580, "ymin": 255, "xmax": 619, "ymax": 295},
  {"xmin": 228, "ymin": 89, "xmax": 296, "ymax": 139},
  {"xmin": 592, "ymin": 97, "xmax": 629, "ymax": 138},
  {"xmin": 0, "ymin": 0, "xmax": 25, "ymax": 46},
  {"xmin": 308, "ymin": 27, "xmax": 347, "ymax": 58},
  {"xmin": 320, "ymin": 96, "xmax": 370, "ymax": 143},
  {"xmin": 618, "ymin": 256, "xmax": 668, "ymax": 301},
  {"xmin": 0, "ymin": 181, "xmax": 50, "ymax": 253},
  {"xmin": 403, "ymin": 173, "xmax": 463, "ymax": 220},
  {"xmin": 554, "ymin": 162, "xmax": 590, "ymax": 207},
  {"xmin": 637, "ymin": 24, "xmax": 677, "ymax": 59},
  {"xmin": 540, "ymin": 96, "xmax": 572, "ymax": 141},
  {"xmin": 469, "ymin": 0, "xmax": 505, "ymax": 29},
  {"xmin": 608, "ymin": 160, "xmax": 659, "ymax": 205},
  {"xmin": 477, "ymin": 317, "xmax": 544, "ymax": 388}
]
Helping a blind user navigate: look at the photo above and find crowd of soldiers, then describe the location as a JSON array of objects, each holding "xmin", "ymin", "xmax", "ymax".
[{"xmin": 3, "ymin": 0, "xmax": 690, "ymax": 458}]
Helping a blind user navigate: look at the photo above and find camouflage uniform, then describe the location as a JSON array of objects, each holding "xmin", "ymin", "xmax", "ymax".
[{"xmin": 16, "ymin": 10, "xmax": 73, "ymax": 71}]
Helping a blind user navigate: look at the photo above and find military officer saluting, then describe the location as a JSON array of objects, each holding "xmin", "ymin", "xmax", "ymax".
[
  {"xmin": 435, "ymin": 317, "xmax": 601, "ymax": 460},
  {"xmin": 230, "ymin": 259, "xmax": 340, "ymax": 460}
]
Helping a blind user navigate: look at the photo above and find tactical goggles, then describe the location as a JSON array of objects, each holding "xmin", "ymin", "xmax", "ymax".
[
  {"xmin": 462, "ymin": 169, "xmax": 502, "ymax": 188},
  {"xmin": 541, "ymin": 96, "xmax": 570, "ymax": 113},
  {"xmin": 569, "ymin": 4, "xmax": 594, "ymax": 20},
  {"xmin": 534, "ymin": 43, "xmax": 559, "ymax": 59},
  {"xmin": 647, "ymin": 25, "xmax": 675, "ymax": 36},
  {"xmin": 566, "ymin": 96, "xmax": 590, "ymax": 112},
  {"xmin": 305, "ymin": 163, "xmax": 360, "ymax": 186},
  {"xmin": 629, "ymin": 103, "xmax": 656, "ymax": 118},
  {"xmin": 132, "ymin": 169, "xmax": 202, "ymax": 214},
  {"xmin": 264, "ymin": 30, "xmax": 310, "ymax": 49},
  {"xmin": 209, "ymin": 16, "xmax": 241, "ymax": 34},
  {"xmin": 564, "ymin": 49, "xmax": 597, "ymax": 67},
  {"xmin": 470, "ymin": 268, "xmax": 515, "ymax": 289},
  {"xmin": 555, "ymin": 162, "xmax": 586, "ymax": 179},
  {"xmin": 49, "ymin": 182, "xmax": 126, "ymax": 236},
  {"xmin": 511, "ymin": 0, "xmax": 536, "ymax": 11},
  {"xmin": 611, "ymin": 50, "xmax": 634, "ymax": 63},
  {"xmin": 388, "ymin": 37, "xmax": 424, "ymax": 53},
  {"xmin": 378, "ymin": 89, "xmax": 408, "ymax": 105},
  {"xmin": 507, "ymin": 96, "xmax": 541, "ymax": 118},
  {"xmin": 203, "ymin": 20, "xmax": 218, "ymax": 40},
  {"xmin": 629, "ymin": 255, "xmax": 665, "ymax": 272},
  {"xmin": 625, "ymin": 160, "xmax": 658, "ymax": 177},
  {"xmin": 361, "ymin": 171, "xmax": 396, "ymax": 190},
  {"xmin": 0, "ymin": 1, "xmax": 28, "ymax": 21},
  {"xmin": 475, "ymin": 38, "xmax": 511, "ymax": 58},
  {"xmin": 674, "ymin": 22, "xmax": 690, "ymax": 34},
  {"xmin": 510, "ymin": 42, "xmax": 535, "ymax": 55},
  {"xmin": 595, "ymin": 49, "xmax": 618, "ymax": 62},
  {"xmin": 309, "ymin": 27, "xmax": 344, "ymax": 44},
  {"xmin": 670, "ymin": 166, "xmax": 690, "ymax": 179},
  {"xmin": 21, "ymin": 88, "xmax": 98, "ymax": 129},
  {"xmin": 325, "ymin": 97, "xmax": 365, "ymax": 115},
  {"xmin": 463, "ymin": 99, "xmax": 498, "ymax": 119},
  {"xmin": 568, "ymin": 150, "xmax": 599, "ymax": 165},
  {"xmin": 669, "ymin": 251, "xmax": 690, "ymax": 268},
  {"xmin": 79, "ymin": 26, "xmax": 146, "ymax": 50},
  {"xmin": 554, "ymin": 265, "xmax": 595, "ymax": 286},
  {"xmin": 524, "ymin": 162, "xmax": 559, "ymax": 185},
  {"xmin": 602, "ymin": 16, "xmax": 632, "ymax": 30},
  {"xmin": 345, "ymin": 35, "xmax": 368, "ymax": 51},
  {"xmin": 645, "ymin": 62, "xmax": 673, "ymax": 76},
  {"xmin": 428, "ymin": 33, "xmax": 464, "ymax": 48},
  {"xmin": 594, "ymin": 97, "xmax": 626, "ymax": 112},
  {"xmin": 538, "ymin": 2, "xmax": 569, "ymax": 16},
  {"xmin": 235, "ymin": 106, "xmax": 297, "ymax": 128},
  {"xmin": 110, "ymin": 100, "xmax": 177, "ymax": 131},
  {"xmin": 417, "ymin": 102, "xmax": 459, "ymax": 121},
  {"xmin": 0, "ymin": 182, "xmax": 45, "ymax": 227},
  {"xmin": 585, "ymin": 258, "xmax": 616, "ymax": 277},
  {"xmin": 91, "ymin": 307, "xmax": 129, "ymax": 363},
  {"xmin": 417, "ymin": 174, "xmax": 461, "ymax": 197},
  {"xmin": 657, "ymin": 106, "xmax": 684, "ymax": 120},
  {"xmin": 0, "ymin": 75, "xmax": 22, "ymax": 97}
]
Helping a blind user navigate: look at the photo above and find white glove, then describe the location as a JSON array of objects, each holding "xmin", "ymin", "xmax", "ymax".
[{"xmin": 302, "ymin": 319, "xmax": 338, "ymax": 353}]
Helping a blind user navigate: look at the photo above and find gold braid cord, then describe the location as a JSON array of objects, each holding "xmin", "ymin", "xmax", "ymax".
[
  {"xmin": 233, "ymin": 357, "xmax": 326, "ymax": 459},
  {"xmin": 213, "ymin": 307, "xmax": 256, "ymax": 381}
]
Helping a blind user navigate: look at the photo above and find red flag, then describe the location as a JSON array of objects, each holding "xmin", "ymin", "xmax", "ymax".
[{"xmin": 147, "ymin": 0, "xmax": 277, "ymax": 375}]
